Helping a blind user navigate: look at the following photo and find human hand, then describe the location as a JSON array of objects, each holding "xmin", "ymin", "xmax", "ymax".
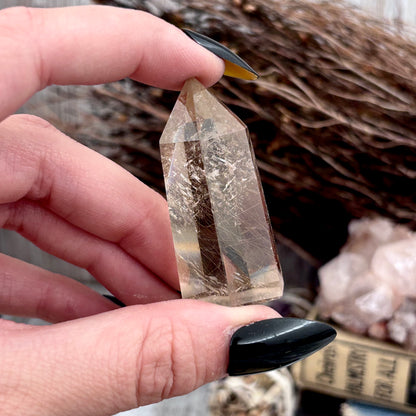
[{"xmin": 0, "ymin": 6, "xmax": 335, "ymax": 416}]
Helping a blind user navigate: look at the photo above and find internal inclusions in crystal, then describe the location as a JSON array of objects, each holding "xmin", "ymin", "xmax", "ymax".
[{"xmin": 160, "ymin": 78, "xmax": 283, "ymax": 306}]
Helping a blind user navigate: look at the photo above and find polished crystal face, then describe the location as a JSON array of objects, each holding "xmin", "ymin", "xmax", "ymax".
[{"xmin": 160, "ymin": 78, "xmax": 283, "ymax": 306}]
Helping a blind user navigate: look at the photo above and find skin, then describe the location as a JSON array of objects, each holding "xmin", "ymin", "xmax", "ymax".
[{"xmin": 0, "ymin": 6, "xmax": 279, "ymax": 416}]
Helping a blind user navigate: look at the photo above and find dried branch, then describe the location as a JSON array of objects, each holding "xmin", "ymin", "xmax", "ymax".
[{"xmin": 29, "ymin": 0, "xmax": 416, "ymax": 263}]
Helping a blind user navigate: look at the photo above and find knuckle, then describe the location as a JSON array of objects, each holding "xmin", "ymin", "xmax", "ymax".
[
  {"xmin": 0, "ymin": 7, "xmax": 32, "ymax": 35},
  {"xmin": 0, "ymin": 115, "xmax": 57, "ymax": 203},
  {"xmin": 136, "ymin": 317, "xmax": 174, "ymax": 404},
  {"xmin": 3, "ymin": 114, "xmax": 55, "ymax": 132},
  {"xmin": 0, "ymin": 7, "xmax": 46, "ymax": 89},
  {"xmin": 135, "ymin": 317, "xmax": 199, "ymax": 405},
  {"xmin": 118, "ymin": 193, "xmax": 167, "ymax": 250}
]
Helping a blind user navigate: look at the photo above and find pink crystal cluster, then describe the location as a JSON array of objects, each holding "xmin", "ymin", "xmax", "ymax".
[{"xmin": 317, "ymin": 217, "xmax": 416, "ymax": 350}]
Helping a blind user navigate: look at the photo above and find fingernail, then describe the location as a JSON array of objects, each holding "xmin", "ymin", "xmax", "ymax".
[
  {"xmin": 103, "ymin": 295, "xmax": 126, "ymax": 307},
  {"xmin": 228, "ymin": 318, "xmax": 336, "ymax": 376},
  {"xmin": 183, "ymin": 29, "xmax": 258, "ymax": 81}
]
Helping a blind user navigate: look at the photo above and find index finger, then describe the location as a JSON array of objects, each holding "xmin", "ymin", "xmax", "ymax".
[{"xmin": 0, "ymin": 5, "xmax": 224, "ymax": 120}]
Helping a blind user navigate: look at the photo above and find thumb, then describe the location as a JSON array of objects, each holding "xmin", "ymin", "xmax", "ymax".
[
  {"xmin": 0, "ymin": 300, "xmax": 277, "ymax": 415},
  {"xmin": 0, "ymin": 300, "xmax": 335, "ymax": 416}
]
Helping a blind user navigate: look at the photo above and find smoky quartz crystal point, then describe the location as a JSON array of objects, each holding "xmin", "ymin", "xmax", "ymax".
[{"xmin": 160, "ymin": 78, "xmax": 283, "ymax": 306}]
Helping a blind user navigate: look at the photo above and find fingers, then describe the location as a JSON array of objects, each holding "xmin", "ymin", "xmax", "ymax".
[
  {"xmin": 0, "ymin": 114, "xmax": 179, "ymax": 290},
  {"xmin": 1, "ymin": 199, "xmax": 179, "ymax": 304},
  {"xmin": 0, "ymin": 301, "xmax": 279, "ymax": 415},
  {"xmin": 0, "ymin": 5, "xmax": 224, "ymax": 120},
  {"xmin": 0, "ymin": 253, "xmax": 118, "ymax": 322}
]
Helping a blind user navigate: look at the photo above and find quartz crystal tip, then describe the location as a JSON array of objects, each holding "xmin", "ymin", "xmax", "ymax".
[{"xmin": 160, "ymin": 78, "xmax": 283, "ymax": 306}]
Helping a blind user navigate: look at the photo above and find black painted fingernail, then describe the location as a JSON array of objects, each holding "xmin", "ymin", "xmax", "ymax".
[
  {"xmin": 103, "ymin": 295, "xmax": 126, "ymax": 307},
  {"xmin": 228, "ymin": 318, "xmax": 336, "ymax": 376},
  {"xmin": 183, "ymin": 29, "xmax": 258, "ymax": 80}
]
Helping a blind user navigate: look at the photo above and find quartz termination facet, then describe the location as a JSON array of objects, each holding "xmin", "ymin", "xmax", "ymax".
[{"xmin": 160, "ymin": 78, "xmax": 283, "ymax": 306}]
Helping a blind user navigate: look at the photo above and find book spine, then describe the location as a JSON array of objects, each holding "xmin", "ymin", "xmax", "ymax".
[{"xmin": 291, "ymin": 326, "xmax": 416, "ymax": 414}]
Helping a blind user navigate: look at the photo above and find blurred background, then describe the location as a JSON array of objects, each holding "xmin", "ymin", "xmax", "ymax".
[{"xmin": 1, "ymin": 1, "xmax": 416, "ymax": 415}]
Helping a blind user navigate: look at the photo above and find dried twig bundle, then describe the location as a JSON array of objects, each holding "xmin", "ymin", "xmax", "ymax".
[{"xmin": 33, "ymin": 0, "xmax": 416, "ymax": 264}]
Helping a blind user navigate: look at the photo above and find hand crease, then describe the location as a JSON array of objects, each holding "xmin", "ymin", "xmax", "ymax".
[{"xmin": 24, "ymin": 7, "xmax": 50, "ymax": 90}]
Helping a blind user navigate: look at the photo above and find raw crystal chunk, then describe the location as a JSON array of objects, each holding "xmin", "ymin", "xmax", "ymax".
[
  {"xmin": 160, "ymin": 78, "xmax": 283, "ymax": 306},
  {"xmin": 317, "ymin": 217, "xmax": 416, "ymax": 350},
  {"xmin": 371, "ymin": 237, "xmax": 416, "ymax": 297},
  {"xmin": 388, "ymin": 299, "xmax": 416, "ymax": 350}
]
